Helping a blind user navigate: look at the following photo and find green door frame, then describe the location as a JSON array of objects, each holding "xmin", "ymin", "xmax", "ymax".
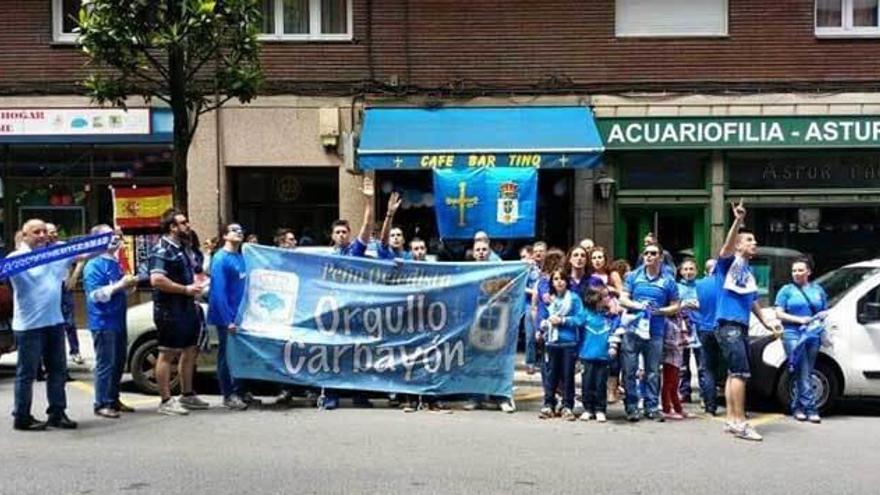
[{"xmin": 614, "ymin": 205, "xmax": 708, "ymax": 268}]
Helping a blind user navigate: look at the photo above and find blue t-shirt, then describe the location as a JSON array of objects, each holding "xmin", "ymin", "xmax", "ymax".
[
  {"xmin": 579, "ymin": 308, "xmax": 613, "ymax": 361},
  {"xmin": 334, "ymin": 238, "xmax": 367, "ymax": 258},
  {"xmin": 83, "ymin": 255, "xmax": 127, "ymax": 332},
  {"xmin": 377, "ymin": 244, "xmax": 412, "ymax": 260},
  {"xmin": 207, "ymin": 249, "xmax": 247, "ymax": 328},
  {"xmin": 624, "ymin": 266, "xmax": 679, "ymax": 337},
  {"xmin": 149, "ymin": 236, "xmax": 196, "ymax": 316},
  {"xmin": 8, "ymin": 245, "xmax": 75, "ymax": 331},
  {"xmin": 694, "ymin": 275, "xmax": 720, "ymax": 332},
  {"xmin": 714, "ymin": 255, "xmax": 757, "ymax": 327},
  {"xmin": 535, "ymin": 275, "xmax": 552, "ymax": 324},
  {"xmin": 774, "ymin": 282, "xmax": 828, "ymax": 335},
  {"xmin": 568, "ymin": 274, "xmax": 590, "ymax": 299}
]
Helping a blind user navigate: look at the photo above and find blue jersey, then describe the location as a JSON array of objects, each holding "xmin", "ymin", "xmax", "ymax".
[
  {"xmin": 714, "ymin": 255, "xmax": 757, "ymax": 326},
  {"xmin": 579, "ymin": 308, "xmax": 613, "ymax": 361},
  {"xmin": 624, "ymin": 266, "xmax": 679, "ymax": 337},
  {"xmin": 83, "ymin": 255, "xmax": 127, "ymax": 332},
  {"xmin": 694, "ymin": 275, "xmax": 720, "ymax": 332},
  {"xmin": 775, "ymin": 282, "xmax": 828, "ymax": 335},
  {"xmin": 207, "ymin": 249, "xmax": 247, "ymax": 328}
]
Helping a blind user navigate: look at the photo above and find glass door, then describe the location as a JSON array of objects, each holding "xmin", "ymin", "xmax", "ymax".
[{"xmin": 616, "ymin": 206, "xmax": 707, "ymax": 269}]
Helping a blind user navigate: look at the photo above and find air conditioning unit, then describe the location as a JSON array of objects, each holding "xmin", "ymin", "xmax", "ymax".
[{"xmin": 319, "ymin": 107, "xmax": 340, "ymax": 148}]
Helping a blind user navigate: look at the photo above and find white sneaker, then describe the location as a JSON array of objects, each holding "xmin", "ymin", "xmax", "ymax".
[
  {"xmin": 223, "ymin": 395, "xmax": 248, "ymax": 411},
  {"xmin": 595, "ymin": 412, "xmax": 607, "ymax": 423},
  {"xmin": 500, "ymin": 399, "xmax": 516, "ymax": 414},
  {"xmin": 158, "ymin": 397, "xmax": 190, "ymax": 416},
  {"xmin": 731, "ymin": 422, "xmax": 763, "ymax": 442},
  {"xmin": 179, "ymin": 394, "xmax": 210, "ymax": 410},
  {"xmin": 579, "ymin": 412, "xmax": 592, "ymax": 422}
]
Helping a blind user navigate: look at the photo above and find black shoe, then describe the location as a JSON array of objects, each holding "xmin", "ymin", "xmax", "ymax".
[
  {"xmin": 626, "ymin": 411, "xmax": 640, "ymax": 422},
  {"xmin": 47, "ymin": 413, "xmax": 78, "ymax": 429},
  {"xmin": 705, "ymin": 408, "xmax": 718, "ymax": 417},
  {"xmin": 13, "ymin": 416, "xmax": 48, "ymax": 432}
]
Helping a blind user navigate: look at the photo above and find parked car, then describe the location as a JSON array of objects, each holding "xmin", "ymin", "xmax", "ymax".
[
  {"xmin": 749, "ymin": 259, "xmax": 880, "ymax": 413},
  {"xmin": 126, "ymin": 301, "xmax": 217, "ymax": 394}
]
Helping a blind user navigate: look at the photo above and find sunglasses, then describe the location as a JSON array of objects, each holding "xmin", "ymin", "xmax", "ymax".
[{"xmin": 643, "ymin": 250, "xmax": 660, "ymax": 256}]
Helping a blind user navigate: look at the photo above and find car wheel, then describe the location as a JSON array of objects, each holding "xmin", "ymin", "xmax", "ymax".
[
  {"xmin": 130, "ymin": 337, "xmax": 181, "ymax": 395},
  {"xmin": 775, "ymin": 360, "xmax": 841, "ymax": 414}
]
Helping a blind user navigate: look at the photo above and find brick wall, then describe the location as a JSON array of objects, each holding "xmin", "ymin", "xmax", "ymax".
[{"xmin": 2, "ymin": 1, "xmax": 880, "ymax": 95}]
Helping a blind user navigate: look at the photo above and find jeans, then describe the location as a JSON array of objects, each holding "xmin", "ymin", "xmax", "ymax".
[
  {"xmin": 783, "ymin": 335, "xmax": 820, "ymax": 415},
  {"xmin": 215, "ymin": 325, "xmax": 242, "ymax": 400},
  {"xmin": 622, "ymin": 333, "xmax": 662, "ymax": 415},
  {"xmin": 64, "ymin": 323, "xmax": 80, "ymax": 356},
  {"xmin": 543, "ymin": 345, "xmax": 577, "ymax": 410},
  {"xmin": 697, "ymin": 332, "xmax": 721, "ymax": 411},
  {"xmin": 14, "ymin": 325, "xmax": 68, "ymax": 420},
  {"xmin": 92, "ymin": 329, "xmax": 125, "ymax": 409},
  {"xmin": 581, "ymin": 360, "xmax": 609, "ymax": 414},
  {"xmin": 523, "ymin": 315, "xmax": 537, "ymax": 367},
  {"xmin": 679, "ymin": 346, "xmax": 702, "ymax": 399}
]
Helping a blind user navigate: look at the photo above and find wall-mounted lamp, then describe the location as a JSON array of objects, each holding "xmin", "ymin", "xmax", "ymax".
[{"xmin": 595, "ymin": 176, "xmax": 617, "ymax": 200}]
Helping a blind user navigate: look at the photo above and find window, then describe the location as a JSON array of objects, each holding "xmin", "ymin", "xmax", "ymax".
[
  {"xmin": 258, "ymin": 0, "xmax": 352, "ymax": 41},
  {"xmin": 857, "ymin": 285, "xmax": 880, "ymax": 323},
  {"xmin": 52, "ymin": 0, "xmax": 82, "ymax": 43},
  {"xmin": 615, "ymin": 0, "xmax": 728, "ymax": 37},
  {"xmin": 816, "ymin": 0, "xmax": 880, "ymax": 36}
]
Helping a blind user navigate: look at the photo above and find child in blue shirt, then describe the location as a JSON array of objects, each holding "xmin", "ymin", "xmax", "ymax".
[
  {"xmin": 578, "ymin": 284, "xmax": 619, "ymax": 422},
  {"xmin": 538, "ymin": 268, "xmax": 584, "ymax": 421}
]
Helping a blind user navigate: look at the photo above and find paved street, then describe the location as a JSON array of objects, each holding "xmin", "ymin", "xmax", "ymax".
[{"xmin": 2, "ymin": 340, "xmax": 880, "ymax": 495}]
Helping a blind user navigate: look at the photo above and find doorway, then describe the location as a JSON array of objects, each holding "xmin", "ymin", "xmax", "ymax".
[{"xmin": 616, "ymin": 206, "xmax": 707, "ymax": 269}]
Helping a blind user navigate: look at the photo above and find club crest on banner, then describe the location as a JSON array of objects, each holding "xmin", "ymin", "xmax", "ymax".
[
  {"xmin": 241, "ymin": 269, "xmax": 300, "ymax": 336},
  {"xmin": 496, "ymin": 181, "xmax": 519, "ymax": 225}
]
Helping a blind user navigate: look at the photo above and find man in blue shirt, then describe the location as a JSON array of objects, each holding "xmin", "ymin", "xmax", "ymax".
[
  {"xmin": 714, "ymin": 200, "xmax": 780, "ymax": 441},
  {"xmin": 9, "ymin": 219, "xmax": 83, "ymax": 431},
  {"xmin": 620, "ymin": 243, "xmax": 680, "ymax": 422},
  {"xmin": 208, "ymin": 222, "xmax": 252, "ymax": 411},
  {"xmin": 376, "ymin": 192, "xmax": 410, "ymax": 260},
  {"xmin": 83, "ymin": 224, "xmax": 138, "ymax": 419},
  {"xmin": 692, "ymin": 258, "xmax": 721, "ymax": 415},
  {"xmin": 323, "ymin": 176, "xmax": 375, "ymax": 410}
]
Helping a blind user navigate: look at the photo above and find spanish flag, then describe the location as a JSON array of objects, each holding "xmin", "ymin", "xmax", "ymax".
[{"xmin": 112, "ymin": 186, "xmax": 173, "ymax": 229}]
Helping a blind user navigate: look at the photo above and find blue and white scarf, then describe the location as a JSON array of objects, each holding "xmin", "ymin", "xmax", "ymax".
[
  {"xmin": 723, "ymin": 255, "xmax": 758, "ymax": 295},
  {"xmin": 1, "ymin": 233, "xmax": 113, "ymax": 280}
]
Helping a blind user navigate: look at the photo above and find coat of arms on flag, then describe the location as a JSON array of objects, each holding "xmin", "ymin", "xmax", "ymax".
[{"xmin": 497, "ymin": 181, "xmax": 520, "ymax": 225}]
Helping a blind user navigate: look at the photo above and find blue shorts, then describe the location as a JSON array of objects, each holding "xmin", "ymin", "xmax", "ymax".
[{"xmin": 715, "ymin": 321, "xmax": 751, "ymax": 379}]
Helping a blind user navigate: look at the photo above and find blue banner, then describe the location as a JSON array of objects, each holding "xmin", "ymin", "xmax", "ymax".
[
  {"xmin": 433, "ymin": 168, "xmax": 537, "ymax": 239},
  {"xmin": 0, "ymin": 233, "xmax": 113, "ymax": 280},
  {"xmin": 228, "ymin": 245, "xmax": 529, "ymax": 398}
]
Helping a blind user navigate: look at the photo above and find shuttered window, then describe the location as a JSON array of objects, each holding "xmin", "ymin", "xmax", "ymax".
[{"xmin": 615, "ymin": 0, "xmax": 728, "ymax": 37}]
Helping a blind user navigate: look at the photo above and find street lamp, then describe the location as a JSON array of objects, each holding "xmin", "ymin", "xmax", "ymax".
[{"xmin": 595, "ymin": 176, "xmax": 616, "ymax": 200}]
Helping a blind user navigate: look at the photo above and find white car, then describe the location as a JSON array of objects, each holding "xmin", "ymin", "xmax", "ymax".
[{"xmin": 751, "ymin": 259, "xmax": 880, "ymax": 413}]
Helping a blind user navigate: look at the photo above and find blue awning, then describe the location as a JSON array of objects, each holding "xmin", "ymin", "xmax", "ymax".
[{"xmin": 357, "ymin": 106, "xmax": 604, "ymax": 170}]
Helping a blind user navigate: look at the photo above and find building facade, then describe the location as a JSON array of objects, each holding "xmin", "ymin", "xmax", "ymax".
[{"xmin": 3, "ymin": 1, "xmax": 880, "ymax": 288}]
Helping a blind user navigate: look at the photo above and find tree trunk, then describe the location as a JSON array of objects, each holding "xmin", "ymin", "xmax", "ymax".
[{"xmin": 172, "ymin": 120, "xmax": 190, "ymax": 211}]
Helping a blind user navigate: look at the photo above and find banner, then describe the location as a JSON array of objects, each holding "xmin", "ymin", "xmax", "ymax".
[
  {"xmin": 0, "ymin": 233, "xmax": 113, "ymax": 280},
  {"xmin": 112, "ymin": 187, "xmax": 173, "ymax": 229},
  {"xmin": 228, "ymin": 245, "xmax": 529, "ymax": 398},
  {"xmin": 432, "ymin": 168, "xmax": 537, "ymax": 239}
]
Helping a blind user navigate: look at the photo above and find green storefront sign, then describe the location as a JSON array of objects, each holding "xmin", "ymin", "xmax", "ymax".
[{"xmin": 597, "ymin": 116, "xmax": 880, "ymax": 149}]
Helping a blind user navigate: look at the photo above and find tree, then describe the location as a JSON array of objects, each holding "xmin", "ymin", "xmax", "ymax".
[{"xmin": 78, "ymin": 0, "xmax": 263, "ymax": 209}]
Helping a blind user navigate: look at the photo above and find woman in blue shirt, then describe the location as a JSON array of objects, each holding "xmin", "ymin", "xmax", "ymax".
[{"xmin": 774, "ymin": 258, "xmax": 828, "ymax": 423}]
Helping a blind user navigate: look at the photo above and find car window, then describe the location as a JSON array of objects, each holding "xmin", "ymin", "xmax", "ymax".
[
  {"xmin": 816, "ymin": 267, "xmax": 880, "ymax": 307},
  {"xmin": 857, "ymin": 285, "xmax": 880, "ymax": 324}
]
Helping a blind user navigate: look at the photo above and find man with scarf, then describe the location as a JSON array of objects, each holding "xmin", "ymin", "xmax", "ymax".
[{"xmin": 714, "ymin": 200, "xmax": 780, "ymax": 441}]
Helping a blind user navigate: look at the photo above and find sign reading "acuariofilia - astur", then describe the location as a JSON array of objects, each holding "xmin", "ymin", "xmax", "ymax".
[{"xmin": 597, "ymin": 116, "xmax": 880, "ymax": 149}]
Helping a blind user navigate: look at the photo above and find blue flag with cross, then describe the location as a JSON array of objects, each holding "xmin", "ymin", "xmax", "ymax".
[{"xmin": 432, "ymin": 168, "xmax": 537, "ymax": 239}]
